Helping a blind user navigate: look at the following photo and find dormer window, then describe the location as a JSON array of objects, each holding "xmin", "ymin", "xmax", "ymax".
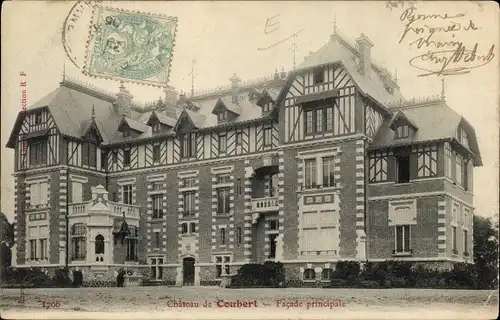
[
  {"xmin": 395, "ymin": 125, "xmax": 409, "ymax": 139},
  {"xmin": 263, "ymin": 102, "xmax": 273, "ymax": 112},
  {"xmin": 152, "ymin": 122, "xmax": 161, "ymax": 133},
  {"xmin": 456, "ymin": 127, "xmax": 469, "ymax": 148},
  {"xmin": 218, "ymin": 111, "xmax": 228, "ymax": 121},
  {"xmin": 313, "ymin": 67, "xmax": 325, "ymax": 85},
  {"xmin": 123, "ymin": 129, "xmax": 130, "ymax": 138}
]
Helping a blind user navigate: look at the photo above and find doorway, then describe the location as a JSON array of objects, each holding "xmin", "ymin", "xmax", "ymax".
[{"xmin": 182, "ymin": 257, "xmax": 195, "ymax": 286}]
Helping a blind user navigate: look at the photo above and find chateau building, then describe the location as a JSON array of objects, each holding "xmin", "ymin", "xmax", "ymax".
[{"xmin": 7, "ymin": 30, "xmax": 481, "ymax": 286}]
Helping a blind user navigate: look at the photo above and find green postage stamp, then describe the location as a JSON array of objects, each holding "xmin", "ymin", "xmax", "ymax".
[{"xmin": 84, "ymin": 6, "xmax": 178, "ymax": 86}]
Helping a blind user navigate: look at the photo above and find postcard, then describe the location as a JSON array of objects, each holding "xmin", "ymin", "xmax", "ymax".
[{"xmin": 1, "ymin": 1, "xmax": 498, "ymax": 319}]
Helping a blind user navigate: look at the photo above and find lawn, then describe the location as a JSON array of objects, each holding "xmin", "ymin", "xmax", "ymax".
[{"xmin": 1, "ymin": 286, "xmax": 498, "ymax": 319}]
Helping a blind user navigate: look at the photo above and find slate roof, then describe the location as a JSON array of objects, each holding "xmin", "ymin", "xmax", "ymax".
[
  {"xmin": 213, "ymin": 97, "xmax": 243, "ymax": 115},
  {"xmin": 23, "ymin": 81, "xmax": 122, "ymax": 144},
  {"xmin": 369, "ymin": 101, "xmax": 482, "ymax": 165},
  {"xmin": 121, "ymin": 117, "xmax": 149, "ymax": 133},
  {"xmin": 296, "ymin": 33, "xmax": 404, "ymax": 105},
  {"xmin": 153, "ymin": 112, "xmax": 177, "ymax": 127}
]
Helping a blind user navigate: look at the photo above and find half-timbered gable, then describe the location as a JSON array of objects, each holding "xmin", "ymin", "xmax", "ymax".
[{"xmin": 8, "ymin": 107, "xmax": 60, "ymax": 170}]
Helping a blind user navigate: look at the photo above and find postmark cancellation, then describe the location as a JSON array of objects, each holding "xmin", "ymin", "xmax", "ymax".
[{"xmin": 83, "ymin": 6, "xmax": 178, "ymax": 86}]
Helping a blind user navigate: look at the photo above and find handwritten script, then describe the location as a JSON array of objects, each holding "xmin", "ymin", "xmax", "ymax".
[{"xmin": 397, "ymin": 7, "xmax": 495, "ymax": 76}]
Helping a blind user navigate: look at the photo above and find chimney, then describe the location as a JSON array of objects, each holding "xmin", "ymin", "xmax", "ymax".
[
  {"xmin": 355, "ymin": 33, "xmax": 374, "ymax": 75},
  {"xmin": 178, "ymin": 91, "xmax": 186, "ymax": 105},
  {"xmin": 379, "ymin": 68, "xmax": 399, "ymax": 94},
  {"xmin": 115, "ymin": 82, "xmax": 133, "ymax": 118},
  {"xmin": 164, "ymin": 85, "xmax": 178, "ymax": 107},
  {"xmin": 229, "ymin": 73, "xmax": 241, "ymax": 104}
]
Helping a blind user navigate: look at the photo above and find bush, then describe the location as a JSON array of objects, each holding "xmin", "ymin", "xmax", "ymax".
[
  {"xmin": 231, "ymin": 262, "xmax": 284, "ymax": 288},
  {"xmin": 51, "ymin": 267, "xmax": 72, "ymax": 287},
  {"xmin": 332, "ymin": 260, "xmax": 360, "ymax": 281}
]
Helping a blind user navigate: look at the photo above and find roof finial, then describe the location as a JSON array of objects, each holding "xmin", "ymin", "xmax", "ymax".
[
  {"xmin": 91, "ymin": 104, "xmax": 95, "ymax": 120},
  {"xmin": 441, "ymin": 77, "xmax": 446, "ymax": 100},
  {"xmin": 189, "ymin": 60, "xmax": 197, "ymax": 98},
  {"xmin": 290, "ymin": 29, "xmax": 297, "ymax": 69}
]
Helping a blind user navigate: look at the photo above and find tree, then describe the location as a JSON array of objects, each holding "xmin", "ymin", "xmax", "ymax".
[
  {"xmin": 473, "ymin": 215, "xmax": 499, "ymax": 289},
  {"xmin": 0, "ymin": 212, "xmax": 14, "ymax": 268}
]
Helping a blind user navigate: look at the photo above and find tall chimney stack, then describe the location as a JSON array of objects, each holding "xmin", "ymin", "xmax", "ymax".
[
  {"xmin": 355, "ymin": 33, "xmax": 374, "ymax": 75},
  {"xmin": 229, "ymin": 73, "xmax": 241, "ymax": 104}
]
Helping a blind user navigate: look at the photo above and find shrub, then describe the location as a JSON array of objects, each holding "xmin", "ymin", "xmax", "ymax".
[
  {"xmin": 51, "ymin": 267, "xmax": 72, "ymax": 287},
  {"xmin": 231, "ymin": 262, "xmax": 284, "ymax": 288},
  {"xmin": 332, "ymin": 260, "xmax": 360, "ymax": 281}
]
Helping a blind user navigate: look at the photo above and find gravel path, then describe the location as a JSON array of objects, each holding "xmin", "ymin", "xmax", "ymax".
[{"xmin": 1, "ymin": 286, "xmax": 498, "ymax": 319}]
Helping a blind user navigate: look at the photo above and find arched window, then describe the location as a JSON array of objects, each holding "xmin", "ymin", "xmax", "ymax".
[
  {"xmin": 71, "ymin": 224, "xmax": 86, "ymax": 261},
  {"xmin": 95, "ymin": 234, "xmax": 104, "ymax": 254},
  {"xmin": 321, "ymin": 268, "xmax": 333, "ymax": 281}
]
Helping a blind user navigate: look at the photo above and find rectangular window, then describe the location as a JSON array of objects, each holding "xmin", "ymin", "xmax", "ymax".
[
  {"xmin": 30, "ymin": 182, "xmax": 48, "ymax": 206},
  {"xmin": 452, "ymin": 226, "xmax": 457, "ymax": 253},
  {"xmin": 154, "ymin": 232, "xmax": 160, "ymax": 248},
  {"xmin": 303, "ymin": 268, "xmax": 316, "ymax": 280},
  {"xmin": 29, "ymin": 139, "xmax": 47, "ymax": 166},
  {"xmin": 220, "ymin": 228, "xmax": 226, "ymax": 245},
  {"xmin": 304, "ymin": 159, "xmax": 317, "ymax": 189},
  {"xmin": 313, "ymin": 67, "xmax": 325, "ymax": 84},
  {"xmin": 322, "ymin": 156, "xmax": 335, "ymax": 187},
  {"xmin": 181, "ymin": 133, "xmax": 196, "ymax": 158},
  {"xmin": 219, "ymin": 134, "xmax": 227, "ymax": 154},
  {"xmin": 305, "ymin": 110, "xmax": 313, "ymax": 134},
  {"xmin": 236, "ymin": 179, "xmax": 242, "ymax": 195},
  {"xmin": 269, "ymin": 233, "xmax": 278, "ymax": 259},
  {"xmin": 463, "ymin": 230, "xmax": 468, "ymax": 255},
  {"xmin": 416, "ymin": 145, "xmax": 437, "ymax": 178},
  {"xmin": 182, "ymin": 191, "xmax": 196, "ymax": 216},
  {"xmin": 455, "ymin": 153, "xmax": 463, "ymax": 186},
  {"xmin": 153, "ymin": 144, "xmax": 161, "ymax": 162},
  {"xmin": 325, "ymin": 107, "xmax": 333, "ymax": 131},
  {"xmin": 152, "ymin": 182, "xmax": 163, "ymax": 191},
  {"xmin": 369, "ymin": 152, "xmax": 388, "ymax": 182},
  {"xmin": 451, "ymin": 226, "xmax": 458, "ymax": 254},
  {"xmin": 112, "ymin": 151, "xmax": 118, "ymax": 164},
  {"xmin": 236, "ymin": 131, "xmax": 242, "ymax": 146},
  {"xmin": 39, "ymin": 239, "xmax": 47, "ymax": 260},
  {"xmin": 263, "ymin": 127, "xmax": 272, "ymax": 146},
  {"xmin": 72, "ymin": 182, "xmax": 83, "ymax": 203},
  {"xmin": 84, "ymin": 143, "xmax": 97, "ymax": 168},
  {"xmin": 214, "ymin": 256, "xmax": 231, "ymax": 277},
  {"xmin": 445, "ymin": 143, "xmax": 453, "ymax": 179},
  {"xmin": 101, "ymin": 150, "xmax": 107, "ymax": 170},
  {"xmin": 395, "ymin": 225, "xmax": 411, "ymax": 253},
  {"xmin": 123, "ymin": 149, "xmax": 131, "ymax": 166},
  {"xmin": 29, "ymin": 239, "xmax": 37, "ymax": 260},
  {"xmin": 395, "ymin": 153, "xmax": 410, "ymax": 183},
  {"xmin": 182, "ymin": 177, "xmax": 196, "ymax": 188},
  {"xmin": 152, "ymin": 194, "xmax": 163, "ymax": 219},
  {"xmin": 395, "ymin": 125, "xmax": 410, "ymax": 139},
  {"xmin": 34, "ymin": 110, "xmax": 43, "ymax": 125},
  {"xmin": 122, "ymin": 184, "xmax": 133, "ymax": 205},
  {"xmin": 237, "ymin": 227, "xmax": 242, "ymax": 245},
  {"xmin": 269, "ymin": 220, "xmax": 279, "ymax": 231},
  {"xmin": 216, "ymin": 174, "xmax": 231, "ymax": 185},
  {"xmin": 315, "ymin": 108, "xmax": 323, "ymax": 133},
  {"xmin": 217, "ymin": 188, "xmax": 230, "ymax": 214}
]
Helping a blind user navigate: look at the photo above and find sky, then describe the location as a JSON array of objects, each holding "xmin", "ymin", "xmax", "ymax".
[{"xmin": 1, "ymin": 1, "xmax": 498, "ymax": 222}]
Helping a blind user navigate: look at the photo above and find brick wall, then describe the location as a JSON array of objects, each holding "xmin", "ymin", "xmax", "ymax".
[{"xmin": 366, "ymin": 196, "xmax": 443, "ymax": 259}]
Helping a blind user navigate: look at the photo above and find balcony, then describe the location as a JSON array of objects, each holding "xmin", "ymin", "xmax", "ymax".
[
  {"xmin": 68, "ymin": 200, "xmax": 140, "ymax": 220},
  {"xmin": 251, "ymin": 197, "xmax": 279, "ymax": 213}
]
